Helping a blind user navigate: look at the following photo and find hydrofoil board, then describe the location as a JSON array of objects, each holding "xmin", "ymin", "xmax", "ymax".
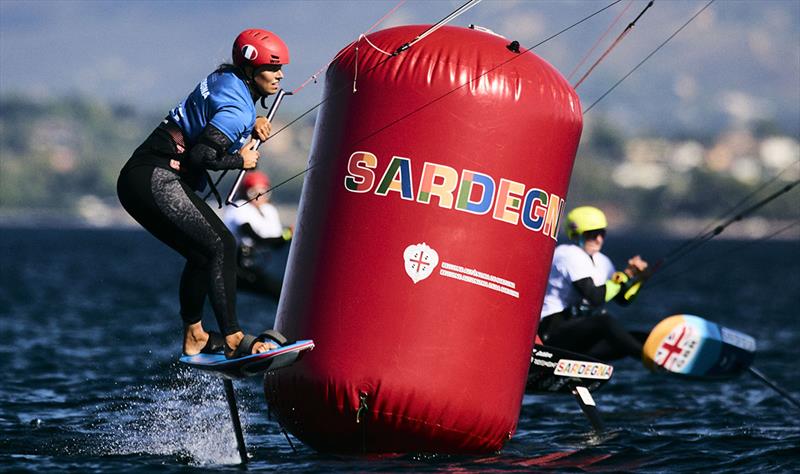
[
  {"xmin": 179, "ymin": 340, "xmax": 314, "ymax": 379},
  {"xmin": 527, "ymin": 344, "xmax": 614, "ymax": 394}
]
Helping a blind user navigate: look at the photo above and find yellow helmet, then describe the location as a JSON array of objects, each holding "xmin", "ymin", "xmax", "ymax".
[{"xmin": 566, "ymin": 206, "xmax": 607, "ymax": 241}]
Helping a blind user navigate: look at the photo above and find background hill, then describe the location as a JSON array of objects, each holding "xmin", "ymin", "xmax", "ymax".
[{"xmin": 2, "ymin": 1, "xmax": 798, "ymax": 134}]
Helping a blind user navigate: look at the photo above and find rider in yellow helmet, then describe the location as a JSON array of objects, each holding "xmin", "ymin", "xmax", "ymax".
[
  {"xmin": 538, "ymin": 206, "xmax": 649, "ymax": 361},
  {"xmin": 565, "ymin": 206, "xmax": 607, "ymax": 241}
]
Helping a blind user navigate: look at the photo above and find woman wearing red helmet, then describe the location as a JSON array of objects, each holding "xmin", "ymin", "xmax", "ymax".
[{"xmin": 117, "ymin": 29, "xmax": 289, "ymax": 359}]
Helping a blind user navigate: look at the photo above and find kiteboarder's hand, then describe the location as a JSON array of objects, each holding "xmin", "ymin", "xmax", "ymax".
[
  {"xmin": 625, "ymin": 255, "xmax": 648, "ymax": 277},
  {"xmin": 253, "ymin": 116, "xmax": 271, "ymax": 142},
  {"xmin": 240, "ymin": 138, "xmax": 260, "ymax": 169}
]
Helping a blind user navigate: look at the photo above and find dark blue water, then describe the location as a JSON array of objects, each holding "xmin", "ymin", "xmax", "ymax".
[{"xmin": 1, "ymin": 228, "xmax": 798, "ymax": 472}]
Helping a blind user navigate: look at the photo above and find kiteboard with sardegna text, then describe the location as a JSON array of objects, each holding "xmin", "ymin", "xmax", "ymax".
[
  {"xmin": 526, "ymin": 342, "xmax": 614, "ymax": 433},
  {"xmin": 526, "ymin": 344, "xmax": 614, "ymax": 394},
  {"xmin": 642, "ymin": 314, "xmax": 755, "ymax": 379},
  {"xmin": 528, "ymin": 315, "xmax": 796, "ymax": 433}
]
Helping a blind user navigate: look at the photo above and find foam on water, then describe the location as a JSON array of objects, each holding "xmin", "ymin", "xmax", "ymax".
[
  {"xmin": 95, "ymin": 367, "xmax": 248, "ymax": 466},
  {"xmin": 3, "ymin": 229, "xmax": 799, "ymax": 471}
]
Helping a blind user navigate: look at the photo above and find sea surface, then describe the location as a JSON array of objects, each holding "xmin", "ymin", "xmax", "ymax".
[{"xmin": 1, "ymin": 228, "xmax": 798, "ymax": 472}]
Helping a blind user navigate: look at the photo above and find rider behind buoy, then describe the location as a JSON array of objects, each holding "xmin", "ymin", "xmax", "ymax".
[
  {"xmin": 223, "ymin": 170, "xmax": 292, "ymax": 299},
  {"xmin": 224, "ymin": 171, "xmax": 289, "ymax": 243},
  {"xmin": 538, "ymin": 206, "xmax": 648, "ymax": 361}
]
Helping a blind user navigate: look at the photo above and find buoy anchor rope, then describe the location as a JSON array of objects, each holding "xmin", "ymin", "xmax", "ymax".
[{"xmin": 356, "ymin": 392, "xmax": 369, "ymax": 424}]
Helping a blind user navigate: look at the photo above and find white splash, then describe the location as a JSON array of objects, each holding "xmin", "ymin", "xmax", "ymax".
[{"xmin": 97, "ymin": 367, "xmax": 247, "ymax": 465}]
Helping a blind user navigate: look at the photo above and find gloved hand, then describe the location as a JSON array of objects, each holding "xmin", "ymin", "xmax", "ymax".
[{"xmin": 624, "ymin": 255, "xmax": 648, "ymax": 277}]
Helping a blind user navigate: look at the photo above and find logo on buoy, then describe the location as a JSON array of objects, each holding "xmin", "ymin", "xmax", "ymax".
[
  {"xmin": 241, "ymin": 44, "xmax": 259, "ymax": 61},
  {"xmin": 403, "ymin": 243, "xmax": 439, "ymax": 284}
]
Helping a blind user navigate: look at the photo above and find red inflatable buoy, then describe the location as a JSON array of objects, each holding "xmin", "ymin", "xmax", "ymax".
[{"xmin": 265, "ymin": 25, "xmax": 582, "ymax": 453}]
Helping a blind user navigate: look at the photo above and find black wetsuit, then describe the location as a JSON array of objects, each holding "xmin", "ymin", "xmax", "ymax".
[
  {"xmin": 538, "ymin": 308, "xmax": 643, "ymax": 361},
  {"xmin": 538, "ymin": 277, "xmax": 644, "ymax": 361},
  {"xmin": 117, "ymin": 122, "xmax": 244, "ymax": 336}
]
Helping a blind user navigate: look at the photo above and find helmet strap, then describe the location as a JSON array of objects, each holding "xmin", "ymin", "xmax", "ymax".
[{"xmin": 248, "ymin": 71, "xmax": 263, "ymax": 102}]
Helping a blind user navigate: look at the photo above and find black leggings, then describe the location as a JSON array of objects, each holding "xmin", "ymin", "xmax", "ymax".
[
  {"xmin": 117, "ymin": 163, "xmax": 241, "ymax": 336},
  {"xmin": 538, "ymin": 311, "xmax": 642, "ymax": 361}
]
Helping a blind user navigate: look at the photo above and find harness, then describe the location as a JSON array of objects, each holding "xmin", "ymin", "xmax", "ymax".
[{"xmin": 158, "ymin": 118, "xmax": 223, "ymax": 206}]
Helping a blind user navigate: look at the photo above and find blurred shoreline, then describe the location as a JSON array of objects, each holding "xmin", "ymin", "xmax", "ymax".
[
  {"xmin": 3, "ymin": 96, "xmax": 797, "ymax": 239},
  {"xmin": 1, "ymin": 205, "xmax": 795, "ymax": 241},
  {"xmin": 0, "ymin": 203, "xmax": 297, "ymax": 232}
]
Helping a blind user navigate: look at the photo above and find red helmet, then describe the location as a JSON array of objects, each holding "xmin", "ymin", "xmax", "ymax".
[
  {"xmin": 233, "ymin": 29, "xmax": 290, "ymax": 68},
  {"xmin": 243, "ymin": 171, "xmax": 270, "ymax": 190}
]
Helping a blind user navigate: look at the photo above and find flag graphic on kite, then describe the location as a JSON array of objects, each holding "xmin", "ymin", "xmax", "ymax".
[{"xmin": 654, "ymin": 323, "xmax": 700, "ymax": 371}]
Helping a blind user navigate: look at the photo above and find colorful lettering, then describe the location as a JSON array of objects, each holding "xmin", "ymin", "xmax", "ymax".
[
  {"xmin": 456, "ymin": 170, "xmax": 495, "ymax": 215},
  {"xmin": 342, "ymin": 150, "xmax": 565, "ymax": 241},
  {"xmin": 417, "ymin": 163, "xmax": 459, "ymax": 208},
  {"xmin": 542, "ymin": 193, "xmax": 564, "ymax": 238},
  {"xmin": 521, "ymin": 188, "xmax": 548, "ymax": 231},
  {"xmin": 493, "ymin": 178, "xmax": 525, "ymax": 224},
  {"xmin": 344, "ymin": 151, "xmax": 377, "ymax": 193},
  {"xmin": 375, "ymin": 156, "xmax": 414, "ymax": 200}
]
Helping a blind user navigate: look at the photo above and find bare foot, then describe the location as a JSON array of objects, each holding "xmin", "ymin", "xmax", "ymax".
[
  {"xmin": 183, "ymin": 322, "xmax": 210, "ymax": 356},
  {"xmin": 225, "ymin": 332, "xmax": 277, "ymax": 356},
  {"xmin": 252, "ymin": 341, "xmax": 275, "ymax": 353}
]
